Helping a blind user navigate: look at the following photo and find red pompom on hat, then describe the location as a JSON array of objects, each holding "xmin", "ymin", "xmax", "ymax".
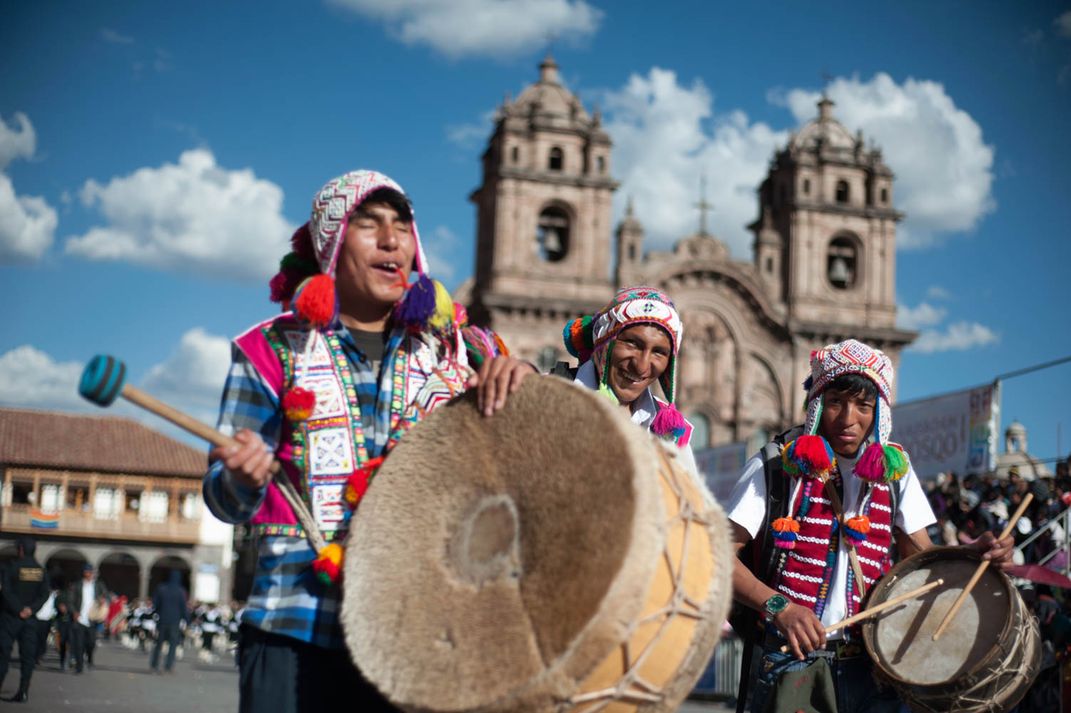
[{"xmin": 292, "ymin": 274, "xmax": 337, "ymax": 328}]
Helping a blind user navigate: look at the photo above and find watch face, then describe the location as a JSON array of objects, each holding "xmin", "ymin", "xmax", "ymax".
[{"xmin": 765, "ymin": 594, "xmax": 788, "ymax": 615}]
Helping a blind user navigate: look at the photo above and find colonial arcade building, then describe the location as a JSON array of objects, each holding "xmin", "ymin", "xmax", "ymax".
[
  {"xmin": 0, "ymin": 408, "xmax": 232, "ymax": 602},
  {"xmin": 462, "ymin": 57, "xmax": 915, "ymax": 449}
]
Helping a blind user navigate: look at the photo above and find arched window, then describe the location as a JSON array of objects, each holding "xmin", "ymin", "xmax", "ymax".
[
  {"xmin": 835, "ymin": 180, "xmax": 850, "ymax": 204},
  {"xmin": 827, "ymin": 236, "xmax": 858, "ymax": 289},
  {"xmin": 880, "ymin": 187, "xmax": 888, "ymax": 204},
  {"xmin": 689, "ymin": 413, "xmax": 711, "ymax": 450},
  {"xmin": 536, "ymin": 206, "xmax": 570, "ymax": 261},
  {"xmin": 596, "ymin": 155, "xmax": 606, "ymax": 174},
  {"xmin": 510, "ymin": 146, "xmax": 519, "ymax": 164},
  {"xmin": 548, "ymin": 146, "xmax": 564, "ymax": 171},
  {"xmin": 765, "ymin": 256, "xmax": 774, "ymax": 274},
  {"xmin": 627, "ymin": 243, "xmax": 637, "ymax": 261},
  {"xmin": 536, "ymin": 346, "xmax": 560, "ymax": 373},
  {"xmin": 802, "ymin": 178, "xmax": 811, "ymax": 195}
]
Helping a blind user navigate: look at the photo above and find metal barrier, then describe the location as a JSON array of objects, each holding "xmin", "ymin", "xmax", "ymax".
[
  {"xmin": 690, "ymin": 633, "xmax": 744, "ymax": 700},
  {"xmin": 1014, "ymin": 505, "xmax": 1071, "ymax": 575}
]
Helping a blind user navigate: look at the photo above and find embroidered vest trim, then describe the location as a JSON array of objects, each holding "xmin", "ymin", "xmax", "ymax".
[{"xmin": 772, "ymin": 476, "xmax": 894, "ymax": 619}]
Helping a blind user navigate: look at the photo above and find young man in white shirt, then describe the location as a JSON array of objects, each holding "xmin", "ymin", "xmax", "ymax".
[{"xmin": 726, "ymin": 339, "xmax": 1013, "ymax": 713}]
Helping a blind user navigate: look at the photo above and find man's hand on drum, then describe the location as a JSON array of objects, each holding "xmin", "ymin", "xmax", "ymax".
[
  {"xmin": 970, "ymin": 530, "xmax": 1016, "ymax": 569},
  {"xmin": 773, "ymin": 603, "xmax": 826, "ymax": 660},
  {"xmin": 210, "ymin": 429, "xmax": 274, "ymax": 490},
  {"xmin": 467, "ymin": 356, "xmax": 538, "ymax": 417}
]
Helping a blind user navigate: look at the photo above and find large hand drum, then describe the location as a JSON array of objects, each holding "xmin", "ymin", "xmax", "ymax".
[
  {"xmin": 861, "ymin": 547, "xmax": 1041, "ymax": 713},
  {"xmin": 341, "ymin": 377, "xmax": 733, "ymax": 712}
]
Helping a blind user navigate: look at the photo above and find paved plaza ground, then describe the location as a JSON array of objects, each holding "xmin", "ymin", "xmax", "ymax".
[{"xmin": 0, "ymin": 638, "xmax": 734, "ymax": 712}]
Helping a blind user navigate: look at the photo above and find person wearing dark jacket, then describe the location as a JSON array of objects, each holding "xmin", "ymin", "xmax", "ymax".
[
  {"xmin": 150, "ymin": 569, "xmax": 188, "ymax": 673},
  {"xmin": 66, "ymin": 563, "xmax": 107, "ymax": 673},
  {"xmin": 0, "ymin": 537, "xmax": 51, "ymax": 703}
]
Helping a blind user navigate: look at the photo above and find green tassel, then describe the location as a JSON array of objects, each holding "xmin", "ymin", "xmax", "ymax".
[
  {"xmin": 597, "ymin": 381, "xmax": 618, "ymax": 404},
  {"xmin": 884, "ymin": 444, "xmax": 909, "ymax": 481}
]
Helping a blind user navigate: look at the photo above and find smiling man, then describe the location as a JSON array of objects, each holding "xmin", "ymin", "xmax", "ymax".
[
  {"xmin": 725, "ymin": 339, "xmax": 1013, "ymax": 713},
  {"xmin": 203, "ymin": 170, "xmax": 532, "ymax": 713},
  {"xmin": 560, "ymin": 286, "xmax": 698, "ymax": 474}
]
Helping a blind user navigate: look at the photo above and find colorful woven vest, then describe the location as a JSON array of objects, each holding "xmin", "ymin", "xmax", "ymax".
[
  {"xmin": 233, "ymin": 313, "xmax": 469, "ymax": 541},
  {"xmin": 772, "ymin": 477, "xmax": 894, "ymax": 620}
]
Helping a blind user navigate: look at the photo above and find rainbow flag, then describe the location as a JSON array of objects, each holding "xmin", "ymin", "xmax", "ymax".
[{"xmin": 30, "ymin": 509, "xmax": 59, "ymax": 529}]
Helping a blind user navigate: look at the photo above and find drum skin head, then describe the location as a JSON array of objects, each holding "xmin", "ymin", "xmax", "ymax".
[
  {"xmin": 862, "ymin": 546, "xmax": 1042, "ymax": 713},
  {"xmin": 341, "ymin": 377, "xmax": 668, "ymax": 712}
]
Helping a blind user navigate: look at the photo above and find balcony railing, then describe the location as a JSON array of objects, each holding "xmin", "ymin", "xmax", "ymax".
[{"xmin": 1, "ymin": 504, "xmax": 200, "ymax": 543}]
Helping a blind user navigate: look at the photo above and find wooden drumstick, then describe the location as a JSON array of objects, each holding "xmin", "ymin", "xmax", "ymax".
[
  {"xmin": 931, "ymin": 492, "xmax": 1033, "ymax": 641},
  {"xmin": 79, "ymin": 354, "xmax": 326, "ymax": 552},
  {"xmin": 778, "ymin": 578, "xmax": 945, "ymax": 653}
]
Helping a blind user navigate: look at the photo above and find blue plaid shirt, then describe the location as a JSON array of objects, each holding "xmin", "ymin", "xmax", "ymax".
[{"xmin": 203, "ymin": 323, "xmax": 394, "ymax": 649}]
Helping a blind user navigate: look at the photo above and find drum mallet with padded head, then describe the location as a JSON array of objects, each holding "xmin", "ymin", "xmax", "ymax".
[
  {"xmin": 778, "ymin": 579, "xmax": 945, "ymax": 653},
  {"xmin": 78, "ymin": 354, "xmax": 325, "ymax": 552},
  {"xmin": 932, "ymin": 492, "xmax": 1033, "ymax": 641}
]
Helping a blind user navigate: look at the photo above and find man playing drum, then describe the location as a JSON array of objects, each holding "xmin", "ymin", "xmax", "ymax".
[
  {"xmin": 725, "ymin": 339, "xmax": 1014, "ymax": 713},
  {"xmin": 203, "ymin": 170, "xmax": 534, "ymax": 713},
  {"xmin": 560, "ymin": 286, "xmax": 698, "ymax": 475}
]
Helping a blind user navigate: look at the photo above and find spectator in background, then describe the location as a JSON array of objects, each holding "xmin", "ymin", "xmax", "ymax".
[
  {"xmin": 150, "ymin": 570, "xmax": 188, "ymax": 674},
  {"xmin": 67, "ymin": 563, "xmax": 106, "ymax": 673}
]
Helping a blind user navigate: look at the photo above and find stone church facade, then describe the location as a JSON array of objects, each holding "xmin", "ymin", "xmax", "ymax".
[{"xmin": 462, "ymin": 57, "xmax": 915, "ymax": 449}]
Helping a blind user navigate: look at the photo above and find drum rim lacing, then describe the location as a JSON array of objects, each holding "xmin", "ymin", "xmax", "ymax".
[{"xmin": 566, "ymin": 449, "xmax": 723, "ymax": 710}]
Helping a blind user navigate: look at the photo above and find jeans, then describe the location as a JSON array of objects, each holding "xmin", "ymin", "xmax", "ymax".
[
  {"xmin": 69, "ymin": 622, "xmax": 95, "ymax": 671},
  {"xmin": 151, "ymin": 622, "xmax": 183, "ymax": 671},
  {"xmin": 750, "ymin": 645, "xmax": 904, "ymax": 713}
]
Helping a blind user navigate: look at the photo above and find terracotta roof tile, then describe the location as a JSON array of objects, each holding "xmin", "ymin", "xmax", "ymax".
[{"xmin": 0, "ymin": 408, "xmax": 207, "ymax": 478}]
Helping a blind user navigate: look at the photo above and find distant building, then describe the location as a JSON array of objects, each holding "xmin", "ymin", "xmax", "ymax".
[
  {"xmin": 995, "ymin": 420, "xmax": 1052, "ymax": 480},
  {"xmin": 0, "ymin": 407, "xmax": 231, "ymax": 602},
  {"xmin": 460, "ymin": 56, "xmax": 915, "ymax": 449}
]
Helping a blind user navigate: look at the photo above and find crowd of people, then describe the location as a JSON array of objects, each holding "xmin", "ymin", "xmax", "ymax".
[
  {"xmin": 919, "ymin": 465, "xmax": 1071, "ymax": 712},
  {"xmin": 0, "ymin": 540, "xmax": 245, "ymax": 703},
  {"xmin": 924, "ymin": 466, "xmax": 1071, "ymax": 557}
]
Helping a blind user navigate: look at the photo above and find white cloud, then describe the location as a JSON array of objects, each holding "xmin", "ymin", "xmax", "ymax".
[
  {"xmin": 422, "ymin": 225, "xmax": 463, "ymax": 288},
  {"xmin": 925, "ymin": 285, "xmax": 952, "ymax": 301},
  {"xmin": 0, "ymin": 113, "xmax": 57, "ymax": 263},
  {"xmin": 0, "ymin": 330, "xmax": 231, "ymax": 428},
  {"xmin": 0, "ymin": 174, "xmax": 58, "ymax": 262},
  {"xmin": 65, "ymin": 148, "xmax": 293, "ymax": 280},
  {"xmin": 1057, "ymin": 11, "xmax": 1071, "ymax": 37},
  {"xmin": 330, "ymin": 0, "xmax": 602, "ymax": 58},
  {"xmin": 0, "ymin": 346, "xmax": 88, "ymax": 411},
  {"xmin": 446, "ymin": 110, "xmax": 496, "ymax": 150},
  {"xmin": 780, "ymin": 74, "xmax": 995, "ymax": 249},
  {"xmin": 143, "ymin": 328, "xmax": 231, "ymax": 422},
  {"xmin": 100, "ymin": 28, "xmax": 134, "ymax": 44},
  {"xmin": 910, "ymin": 322, "xmax": 999, "ymax": 354},
  {"xmin": 0, "ymin": 113, "xmax": 35, "ymax": 171},
  {"xmin": 900, "ymin": 294, "xmax": 998, "ymax": 353},
  {"xmin": 897, "ymin": 302, "xmax": 946, "ymax": 330},
  {"xmin": 603, "ymin": 68, "xmax": 787, "ymax": 256}
]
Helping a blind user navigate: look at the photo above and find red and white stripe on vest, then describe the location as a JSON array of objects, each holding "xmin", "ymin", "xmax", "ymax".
[{"xmin": 772, "ymin": 476, "xmax": 894, "ymax": 620}]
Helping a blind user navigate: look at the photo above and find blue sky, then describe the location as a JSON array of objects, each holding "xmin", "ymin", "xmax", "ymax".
[{"xmin": 2, "ymin": 0, "xmax": 1069, "ymax": 464}]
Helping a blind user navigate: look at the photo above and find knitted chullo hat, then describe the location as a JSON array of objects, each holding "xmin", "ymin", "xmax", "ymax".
[
  {"xmin": 773, "ymin": 339, "xmax": 910, "ymax": 550},
  {"xmin": 562, "ymin": 286, "xmax": 686, "ymax": 440},
  {"xmin": 268, "ymin": 170, "xmax": 445, "ymax": 332}
]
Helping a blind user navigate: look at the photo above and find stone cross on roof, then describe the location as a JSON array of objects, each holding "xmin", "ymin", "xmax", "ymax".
[{"xmin": 694, "ymin": 175, "xmax": 713, "ymax": 236}]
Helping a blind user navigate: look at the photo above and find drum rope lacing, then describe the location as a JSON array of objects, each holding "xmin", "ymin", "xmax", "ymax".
[{"xmin": 567, "ymin": 449, "xmax": 716, "ymax": 710}]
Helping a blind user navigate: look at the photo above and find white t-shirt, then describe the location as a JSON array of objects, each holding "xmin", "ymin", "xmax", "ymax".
[
  {"xmin": 726, "ymin": 450, "xmax": 936, "ymax": 634},
  {"xmin": 79, "ymin": 580, "xmax": 95, "ymax": 625}
]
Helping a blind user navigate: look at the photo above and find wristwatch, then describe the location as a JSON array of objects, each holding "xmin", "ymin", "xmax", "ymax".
[{"xmin": 763, "ymin": 594, "xmax": 789, "ymax": 620}]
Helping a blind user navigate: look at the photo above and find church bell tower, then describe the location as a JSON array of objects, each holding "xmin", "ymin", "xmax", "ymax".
[{"xmin": 468, "ymin": 55, "xmax": 618, "ymax": 366}]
